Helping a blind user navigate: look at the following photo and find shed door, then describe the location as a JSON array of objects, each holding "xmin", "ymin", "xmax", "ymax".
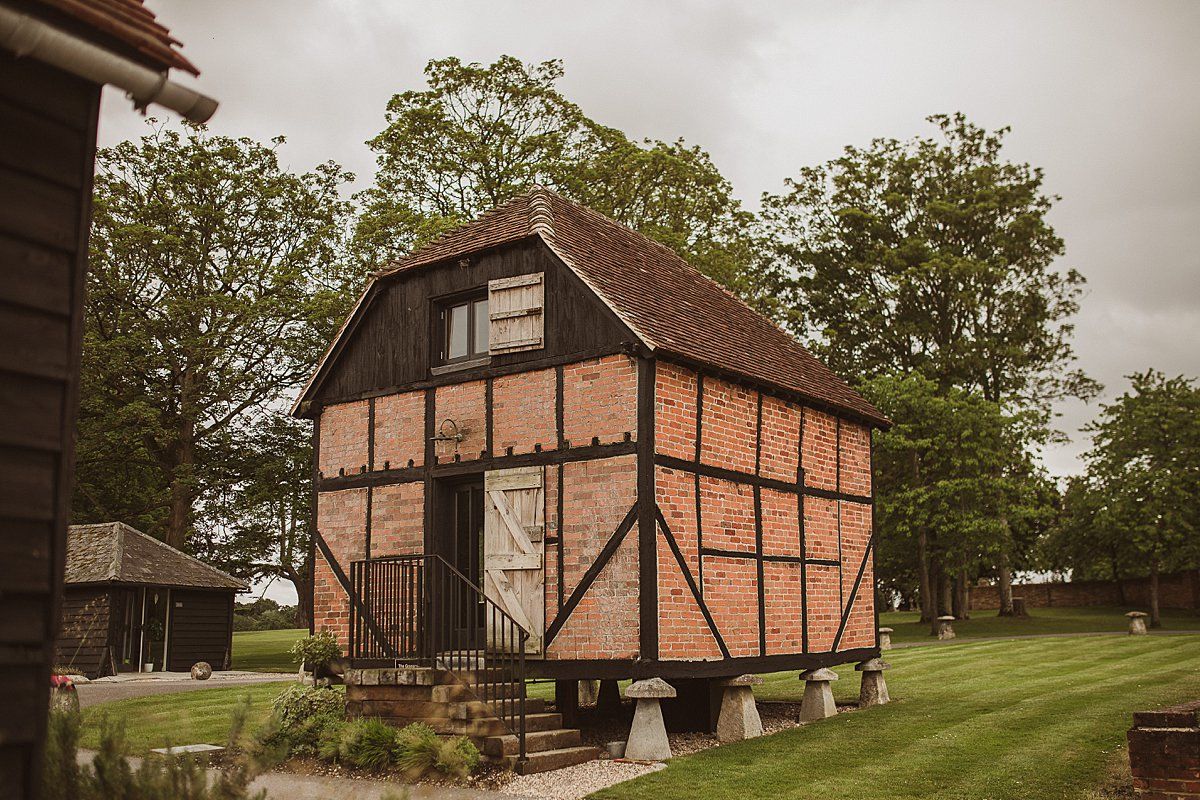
[{"xmin": 483, "ymin": 466, "xmax": 545, "ymax": 654}]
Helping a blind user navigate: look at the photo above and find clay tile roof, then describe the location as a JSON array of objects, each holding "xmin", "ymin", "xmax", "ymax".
[
  {"xmin": 22, "ymin": 0, "xmax": 199, "ymax": 75},
  {"xmin": 375, "ymin": 188, "xmax": 888, "ymax": 428},
  {"xmin": 64, "ymin": 523, "xmax": 247, "ymax": 590}
]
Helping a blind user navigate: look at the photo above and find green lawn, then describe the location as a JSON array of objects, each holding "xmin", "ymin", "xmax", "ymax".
[
  {"xmin": 880, "ymin": 605, "xmax": 1200, "ymax": 644},
  {"xmin": 591, "ymin": 634, "xmax": 1200, "ymax": 800},
  {"xmin": 231, "ymin": 628, "xmax": 307, "ymax": 672},
  {"xmin": 79, "ymin": 682, "xmax": 293, "ymax": 752}
]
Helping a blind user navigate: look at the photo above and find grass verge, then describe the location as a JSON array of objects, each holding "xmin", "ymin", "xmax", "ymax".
[
  {"xmin": 231, "ymin": 628, "xmax": 307, "ymax": 672},
  {"xmin": 591, "ymin": 635, "xmax": 1200, "ymax": 800},
  {"xmin": 78, "ymin": 682, "xmax": 293, "ymax": 752},
  {"xmin": 880, "ymin": 605, "xmax": 1200, "ymax": 644}
]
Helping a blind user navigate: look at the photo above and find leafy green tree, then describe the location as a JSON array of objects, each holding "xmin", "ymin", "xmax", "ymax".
[
  {"xmin": 356, "ymin": 56, "xmax": 780, "ymax": 318},
  {"xmin": 1075, "ymin": 371, "xmax": 1200, "ymax": 626},
  {"xmin": 202, "ymin": 414, "xmax": 314, "ymax": 624},
  {"xmin": 74, "ymin": 122, "xmax": 355, "ymax": 552},
  {"xmin": 764, "ymin": 114, "xmax": 1097, "ymax": 613},
  {"xmin": 865, "ymin": 373, "xmax": 1054, "ymax": 631}
]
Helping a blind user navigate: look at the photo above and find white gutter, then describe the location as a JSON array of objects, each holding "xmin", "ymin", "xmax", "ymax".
[{"xmin": 0, "ymin": 4, "xmax": 217, "ymax": 122}]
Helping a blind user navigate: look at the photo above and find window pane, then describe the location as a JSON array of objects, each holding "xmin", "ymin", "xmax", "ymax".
[
  {"xmin": 447, "ymin": 302, "xmax": 468, "ymax": 359},
  {"xmin": 473, "ymin": 299, "xmax": 489, "ymax": 355}
]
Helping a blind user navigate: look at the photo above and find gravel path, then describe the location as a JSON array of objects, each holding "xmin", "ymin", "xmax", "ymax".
[
  {"xmin": 500, "ymin": 760, "xmax": 666, "ymax": 799},
  {"xmin": 76, "ymin": 672, "xmax": 293, "ymax": 707}
]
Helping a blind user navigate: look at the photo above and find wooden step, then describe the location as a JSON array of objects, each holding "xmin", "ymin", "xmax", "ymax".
[
  {"xmin": 431, "ymin": 682, "xmax": 527, "ymax": 703},
  {"xmin": 435, "ymin": 711, "xmax": 563, "ymax": 737},
  {"xmin": 508, "ymin": 745, "xmax": 600, "ymax": 774},
  {"xmin": 448, "ymin": 698, "xmax": 545, "ymax": 720},
  {"xmin": 483, "ymin": 728, "xmax": 581, "ymax": 757}
]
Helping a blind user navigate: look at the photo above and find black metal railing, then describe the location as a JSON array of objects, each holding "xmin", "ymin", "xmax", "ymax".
[{"xmin": 348, "ymin": 554, "xmax": 528, "ymax": 762}]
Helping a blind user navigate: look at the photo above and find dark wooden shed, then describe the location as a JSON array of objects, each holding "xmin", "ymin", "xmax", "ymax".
[
  {"xmin": 0, "ymin": 3, "xmax": 212, "ymax": 789},
  {"xmin": 54, "ymin": 523, "xmax": 247, "ymax": 678}
]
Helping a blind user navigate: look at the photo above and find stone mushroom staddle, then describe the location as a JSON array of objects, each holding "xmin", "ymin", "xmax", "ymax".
[
  {"xmin": 799, "ymin": 667, "xmax": 839, "ymax": 722},
  {"xmin": 855, "ymin": 658, "xmax": 891, "ymax": 707},
  {"xmin": 878, "ymin": 627, "xmax": 894, "ymax": 650},
  {"xmin": 1126, "ymin": 611, "xmax": 1149, "ymax": 635},
  {"xmin": 937, "ymin": 615, "xmax": 956, "ymax": 640},
  {"xmin": 624, "ymin": 678, "xmax": 676, "ymax": 761},
  {"xmin": 716, "ymin": 674, "xmax": 765, "ymax": 742}
]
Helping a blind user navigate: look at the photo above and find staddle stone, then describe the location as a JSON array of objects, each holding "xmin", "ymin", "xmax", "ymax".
[
  {"xmin": 878, "ymin": 627, "xmax": 894, "ymax": 650},
  {"xmin": 1126, "ymin": 611, "xmax": 1149, "ymax": 636},
  {"xmin": 799, "ymin": 668, "xmax": 839, "ymax": 722},
  {"xmin": 579, "ymin": 679, "xmax": 600, "ymax": 706},
  {"xmin": 937, "ymin": 615, "xmax": 956, "ymax": 640},
  {"xmin": 716, "ymin": 675, "xmax": 764, "ymax": 743},
  {"xmin": 624, "ymin": 679, "xmax": 675, "ymax": 760},
  {"xmin": 855, "ymin": 659, "xmax": 891, "ymax": 707}
]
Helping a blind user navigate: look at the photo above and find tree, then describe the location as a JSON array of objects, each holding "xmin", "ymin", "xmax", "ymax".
[
  {"xmin": 202, "ymin": 414, "xmax": 313, "ymax": 626},
  {"xmin": 356, "ymin": 56, "xmax": 782, "ymax": 319},
  {"xmin": 1075, "ymin": 371, "xmax": 1200, "ymax": 626},
  {"xmin": 74, "ymin": 122, "xmax": 355, "ymax": 552},
  {"xmin": 865, "ymin": 373, "xmax": 1054, "ymax": 632},
  {"xmin": 763, "ymin": 114, "xmax": 1098, "ymax": 613}
]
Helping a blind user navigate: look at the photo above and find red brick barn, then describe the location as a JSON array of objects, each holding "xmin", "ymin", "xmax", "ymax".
[{"xmin": 293, "ymin": 188, "xmax": 888, "ymax": 764}]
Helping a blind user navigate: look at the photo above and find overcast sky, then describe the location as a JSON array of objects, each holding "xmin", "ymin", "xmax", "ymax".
[{"xmin": 96, "ymin": 1, "xmax": 1199, "ymax": 603}]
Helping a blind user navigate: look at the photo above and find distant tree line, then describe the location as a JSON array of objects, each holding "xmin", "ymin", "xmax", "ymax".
[
  {"xmin": 72, "ymin": 55, "xmax": 1199, "ymax": 628},
  {"xmin": 233, "ymin": 598, "xmax": 302, "ymax": 632}
]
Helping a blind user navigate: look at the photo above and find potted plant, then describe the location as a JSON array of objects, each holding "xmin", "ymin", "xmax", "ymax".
[
  {"xmin": 143, "ymin": 618, "xmax": 165, "ymax": 672},
  {"xmin": 291, "ymin": 631, "xmax": 343, "ymax": 683}
]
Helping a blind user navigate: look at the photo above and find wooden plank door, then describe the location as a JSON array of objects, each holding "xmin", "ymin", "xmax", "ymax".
[{"xmin": 483, "ymin": 466, "xmax": 545, "ymax": 654}]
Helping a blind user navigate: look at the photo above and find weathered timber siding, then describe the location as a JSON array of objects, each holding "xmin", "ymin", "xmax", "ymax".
[
  {"xmin": 0, "ymin": 50, "xmax": 100, "ymax": 795},
  {"xmin": 167, "ymin": 590, "xmax": 235, "ymax": 672},
  {"xmin": 312, "ymin": 238, "xmax": 633, "ymax": 405},
  {"xmin": 653, "ymin": 360, "xmax": 875, "ymax": 660},
  {"xmin": 53, "ymin": 588, "xmax": 112, "ymax": 678}
]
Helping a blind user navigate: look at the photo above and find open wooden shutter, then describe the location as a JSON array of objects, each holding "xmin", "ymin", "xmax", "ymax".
[
  {"xmin": 488, "ymin": 273, "xmax": 544, "ymax": 354},
  {"xmin": 483, "ymin": 466, "xmax": 545, "ymax": 654}
]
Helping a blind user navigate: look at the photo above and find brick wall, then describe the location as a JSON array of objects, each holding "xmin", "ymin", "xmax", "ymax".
[
  {"xmin": 649, "ymin": 359, "xmax": 876, "ymax": 659},
  {"xmin": 314, "ymin": 488, "xmax": 367, "ymax": 644},
  {"xmin": 318, "ymin": 400, "xmax": 369, "ymax": 477},
  {"xmin": 374, "ymin": 390, "xmax": 424, "ymax": 470},
  {"xmin": 493, "ymin": 368, "xmax": 556, "ymax": 455},
  {"xmin": 971, "ymin": 570, "xmax": 1200, "ymax": 611},
  {"xmin": 370, "ymin": 483, "xmax": 424, "ymax": 557},
  {"xmin": 699, "ymin": 375, "xmax": 757, "ymax": 473},
  {"xmin": 655, "ymin": 361, "xmax": 698, "ymax": 460},
  {"xmin": 547, "ymin": 454, "xmax": 639, "ymax": 660},
  {"xmin": 1128, "ymin": 701, "xmax": 1200, "ymax": 799},
  {"xmin": 563, "ymin": 354, "xmax": 638, "ymax": 446},
  {"xmin": 434, "ymin": 380, "xmax": 485, "ymax": 461}
]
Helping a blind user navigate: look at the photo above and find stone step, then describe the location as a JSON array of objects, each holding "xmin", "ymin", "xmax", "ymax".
[
  {"xmin": 389, "ymin": 711, "xmax": 562, "ymax": 737},
  {"xmin": 448, "ymin": 698, "xmax": 545, "ymax": 720},
  {"xmin": 483, "ymin": 728, "xmax": 581, "ymax": 757},
  {"xmin": 507, "ymin": 745, "xmax": 600, "ymax": 774},
  {"xmin": 430, "ymin": 682, "xmax": 525, "ymax": 703}
]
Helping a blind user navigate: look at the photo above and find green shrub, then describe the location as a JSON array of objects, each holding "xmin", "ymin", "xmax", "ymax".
[
  {"xmin": 395, "ymin": 723, "xmax": 479, "ymax": 779},
  {"xmin": 331, "ymin": 718, "xmax": 400, "ymax": 772},
  {"xmin": 255, "ymin": 685, "xmax": 346, "ymax": 759},
  {"xmin": 271, "ymin": 684, "xmax": 344, "ymax": 729},
  {"xmin": 289, "ymin": 631, "xmax": 341, "ymax": 670}
]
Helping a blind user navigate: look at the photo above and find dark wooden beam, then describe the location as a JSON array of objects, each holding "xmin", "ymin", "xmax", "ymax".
[
  {"xmin": 831, "ymin": 534, "xmax": 876, "ymax": 653},
  {"xmin": 318, "ymin": 440, "xmax": 637, "ymax": 491},
  {"xmin": 516, "ymin": 647, "xmax": 881, "ymax": 681},
  {"xmin": 654, "ymin": 453, "xmax": 872, "ymax": 504},
  {"xmin": 637, "ymin": 356, "xmax": 658, "ymax": 661},
  {"xmin": 798, "ymin": 407, "xmax": 808, "ymax": 652}
]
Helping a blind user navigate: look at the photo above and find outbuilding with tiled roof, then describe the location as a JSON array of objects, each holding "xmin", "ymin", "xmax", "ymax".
[
  {"xmin": 55, "ymin": 523, "xmax": 246, "ymax": 678},
  {"xmin": 295, "ymin": 188, "xmax": 884, "ymax": 762}
]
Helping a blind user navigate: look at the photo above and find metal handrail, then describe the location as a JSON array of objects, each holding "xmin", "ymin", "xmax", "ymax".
[{"xmin": 348, "ymin": 553, "xmax": 528, "ymax": 764}]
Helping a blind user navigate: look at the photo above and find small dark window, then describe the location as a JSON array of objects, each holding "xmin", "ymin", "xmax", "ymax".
[{"xmin": 437, "ymin": 294, "xmax": 489, "ymax": 365}]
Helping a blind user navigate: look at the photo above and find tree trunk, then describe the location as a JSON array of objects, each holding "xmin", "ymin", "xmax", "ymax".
[
  {"xmin": 939, "ymin": 568, "xmax": 953, "ymax": 617},
  {"xmin": 997, "ymin": 544, "xmax": 1015, "ymax": 617},
  {"xmin": 928, "ymin": 557, "xmax": 942, "ymax": 637},
  {"xmin": 954, "ymin": 565, "xmax": 970, "ymax": 620},
  {"xmin": 918, "ymin": 529, "xmax": 934, "ymax": 624},
  {"xmin": 166, "ymin": 425, "xmax": 196, "ymax": 550},
  {"xmin": 1149, "ymin": 554, "xmax": 1161, "ymax": 629}
]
